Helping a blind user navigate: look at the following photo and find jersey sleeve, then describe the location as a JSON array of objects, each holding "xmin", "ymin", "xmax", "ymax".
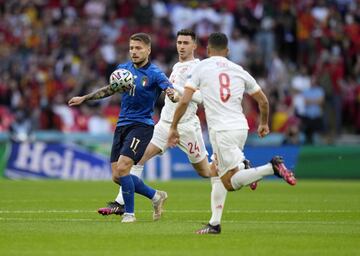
[
  {"xmin": 242, "ymin": 69, "xmax": 261, "ymax": 95},
  {"xmin": 116, "ymin": 63, "xmax": 126, "ymax": 69},
  {"xmin": 184, "ymin": 64, "xmax": 201, "ymax": 91},
  {"xmin": 156, "ymin": 71, "xmax": 173, "ymax": 90},
  {"xmin": 173, "ymin": 83, "xmax": 203, "ymax": 104}
]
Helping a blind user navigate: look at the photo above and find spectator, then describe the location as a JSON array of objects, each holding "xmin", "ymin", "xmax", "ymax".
[
  {"xmin": 9, "ymin": 108, "xmax": 33, "ymax": 142},
  {"xmin": 39, "ymin": 103, "xmax": 63, "ymax": 131},
  {"xmin": 0, "ymin": 0, "xmax": 359, "ymax": 145},
  {"xmin": 228, "ymin": 28, "xmax": 250, "ymax": 66},
  {"xmin": 302, "ymin": 79, "xmax": 325, "ymax": 144},
  {"xmin": 87, "ymin": 107, "xmax": 112, "ymax": 134},
  {"xmin": 291, "ymin": 65, "xmax": 312, "ymax": 118}
]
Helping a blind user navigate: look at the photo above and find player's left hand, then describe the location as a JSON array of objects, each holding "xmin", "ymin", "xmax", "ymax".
[
  {"xmin": 166, "ymin": 88, "xmax": 179, "ymax": 103},
  {"xmin": 257, "ymin": 124, "xmax": 270, "ymax": 138},
  {"xmin": 167, "ymin": 128, "xmax": 180, "ymax": 148},
  {"xmin": 68, "ymin": 96, "xmax": 85, "ymax": 106}
]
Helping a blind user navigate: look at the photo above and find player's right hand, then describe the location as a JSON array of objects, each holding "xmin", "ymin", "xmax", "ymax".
[
  {"xmin": 257, "ymin": 124, "xmax": 270, "ymax": 138},
  {"xmin": 167, "ymin": 128, "xmax": 180, "ymax": 148},
  {"xmin": 68, "ymin": 96, "xmax": 85, "ymax": 106}
]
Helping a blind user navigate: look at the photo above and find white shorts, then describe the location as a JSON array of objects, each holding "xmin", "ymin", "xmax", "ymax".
[
  {"xmin": 209, "ymin": 129, "xmax": 248, "ymax": 177},
  {"xmin": 151, "ymin": 119, "xmax": 207, "ymax": 163}
]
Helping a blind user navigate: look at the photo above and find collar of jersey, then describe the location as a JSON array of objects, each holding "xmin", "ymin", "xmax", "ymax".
[{"xmin": 133, "ymin": 61, "xmax": 151, "ymax": 70}]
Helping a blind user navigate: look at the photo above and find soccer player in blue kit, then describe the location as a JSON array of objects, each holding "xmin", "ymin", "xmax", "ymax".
[{"xmin": 68, "ymin": 33, "xmax": 177, "ymax": 223}]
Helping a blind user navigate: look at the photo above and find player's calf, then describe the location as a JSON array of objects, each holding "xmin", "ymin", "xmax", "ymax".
[{"xmin": 243, "ymin": 159, "xmax": 258, "ymax": 190}]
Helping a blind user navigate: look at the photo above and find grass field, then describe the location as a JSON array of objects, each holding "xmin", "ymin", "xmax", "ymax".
[{"xmin": 0, "ymin": 179, "xmax": 359, "ymax": 256}]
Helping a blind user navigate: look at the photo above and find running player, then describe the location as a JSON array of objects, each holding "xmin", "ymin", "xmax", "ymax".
[{"xmin": 168, "ymin": 32, "xmax": 296, "ymax": 234}]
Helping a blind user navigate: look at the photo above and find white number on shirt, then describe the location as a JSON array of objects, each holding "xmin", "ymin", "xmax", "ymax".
[{"xmin": 129, "ymin": 84, "xmax": 136, "ymax": 96}]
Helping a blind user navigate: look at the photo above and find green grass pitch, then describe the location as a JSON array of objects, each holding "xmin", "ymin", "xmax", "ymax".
[{"xmin": 0, "ymin": 179, "xmax": 359, "ymax": 256}]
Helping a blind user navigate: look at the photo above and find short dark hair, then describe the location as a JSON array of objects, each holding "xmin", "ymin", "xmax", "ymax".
[
  {"xmin": 208, "ymin": 32, "xmax": 228, "ymax": 50},
  {"xmin": 130, "ymin": 33, "xmax": 151, "ymax": 46},
  {"xmin": 177, "ymin": 29, "xmax": 197, "ymax": 42}
]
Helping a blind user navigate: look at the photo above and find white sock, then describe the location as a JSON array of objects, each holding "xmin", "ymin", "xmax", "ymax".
[
  {"xmin": 115, "ymin": 186, "xmax": 124, "ymax": 205},
  {"xmin": 209, "ymin": 176, "xmax": 227, "ymax": 226},
  {"xmin": 152, "ymin": 191, "xmax": 160, "ymax": 202},
  {"xmin": 130, "ymin": 164, "xmax": 144, "ymax": 178},
  {"xmin": 230, "ymin": 163, "xmax": 274, "ymax": 190},
  {"xmin": 115, "ymin": 165, "xmax": 144, "ymax": 204}
]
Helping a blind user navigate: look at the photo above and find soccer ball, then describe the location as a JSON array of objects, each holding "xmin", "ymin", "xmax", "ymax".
[{"xmin": 109, "ymin": 68, "xmax": 134, "ymax": 93}]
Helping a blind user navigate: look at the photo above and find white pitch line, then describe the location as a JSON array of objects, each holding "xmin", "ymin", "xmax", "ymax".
[
  {"xmin": 0, "ymin": 217, "xmax": 116, "ymax": 222},
  {"xmin": 0, "ymin": 217, "xmax": 359, "ymax": 226},
  {"xmin": 0, "ymin": 209, "xmax": 359, "ymax": 214},
  {"xmin": 0, "ymin": 199, "xmax": 101, "ymax": 203},
  {"xmin": 0, "ymin": 251, "xmax": 115, "ymax": 256},
  {"xmin": 0, "ymin": 210, "xmax": 95, "ymax": 214}
]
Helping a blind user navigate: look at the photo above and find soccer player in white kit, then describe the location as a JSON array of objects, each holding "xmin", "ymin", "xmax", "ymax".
[
  {"xmin": 98, "ymin": 29, "xmax": 238, "ymax": 225},
  {"xmin": 168, "ymin": 32, "xmax": 296, "ymax": 234}
]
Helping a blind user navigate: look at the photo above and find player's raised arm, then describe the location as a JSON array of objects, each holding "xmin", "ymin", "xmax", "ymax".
[{"xmin": 68, "ymin": 84, "xmax": 116, "ymax": 106}]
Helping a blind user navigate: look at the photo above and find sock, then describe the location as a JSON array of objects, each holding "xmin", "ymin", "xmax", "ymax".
[
  {"xmin": 130, "ymin": 165, "xmax": 144, "ymax": 178},
  {"xmin": 230, "ymin": 163, "xmax": 274, "ymax": 190},
  {"xmin": 114, "ymin": 165, "xmax": 144, "ymax": 205},
  {"xmin": 209, "ymin": 176, "xmax": 227, "ymax": 226},
  {"xmin": 115, "ymin": 186, "xmax": 124, "ymax": 205},
  {"xmin": 131, "ymin": 174, "xmax": 156, "ymax": 200},
  {"xmin": 152, "ymin": 191, "xmax": 160, "ymax": 202},
  {"xmin": 119, "ymin": 175, "xmax": 135, "ymax": 214}
]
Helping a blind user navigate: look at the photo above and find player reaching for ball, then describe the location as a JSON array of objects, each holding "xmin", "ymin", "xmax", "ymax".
[{"xmin": 68, "ymin": 33, "xmax": 177, "ymax": 223}]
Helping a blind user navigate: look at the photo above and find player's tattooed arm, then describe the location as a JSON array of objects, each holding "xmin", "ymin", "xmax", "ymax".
[
  {"xmin": 68, "ymin": 85, "xmax": 116, "ymax": 106},
  {"xmin": 84, "ymin": 85, "xmax": 116, "ymax": 101}
]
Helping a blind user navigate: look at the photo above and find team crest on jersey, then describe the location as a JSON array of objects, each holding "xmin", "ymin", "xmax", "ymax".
[{"xmin": 141, "ymin": 76, "xmax": 148, "ymax": 87}]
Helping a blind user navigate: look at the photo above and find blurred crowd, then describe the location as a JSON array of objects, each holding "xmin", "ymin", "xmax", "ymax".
[{"xmin": 0, "ymin": 0, "xmax": 359, "ymax": 144}]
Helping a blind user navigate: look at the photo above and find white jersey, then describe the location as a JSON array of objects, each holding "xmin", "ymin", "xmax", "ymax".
[
  {"xmin": 186, "ymin": 56, "xmax": 261, "ymax": 131},
  {"xmin": 160, "ymin": 59, "xmax": 200, "ymax": 123}
]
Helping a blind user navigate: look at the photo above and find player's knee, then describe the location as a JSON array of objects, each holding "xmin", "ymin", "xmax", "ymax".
[
  {"xmin": 223, "ymin": 180, "xmax": 235, "ymax": 191},
  {"xmin": 209, "ymin": 162, "xmax": 219, "ymax": 177},
  {"xmin": 112, "ymin": 158, "xmax": 133, "ymax": 180},
  {"xmin": 193, "ymin": 159, "xmax": 211, "ymax": 178},
  {"xmin": 197, "ymin": 168, "xmax": 211, "ymax": 178}
]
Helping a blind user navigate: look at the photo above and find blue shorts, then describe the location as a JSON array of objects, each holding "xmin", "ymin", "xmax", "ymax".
[{"xmin": 110, "ymin": 123, "xmax": 154, "ymax": 164}]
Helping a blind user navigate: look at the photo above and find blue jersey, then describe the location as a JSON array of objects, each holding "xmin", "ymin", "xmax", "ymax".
[{"xmin": 116, "ymin": 61, "xmax": 172, "ymax": 126}]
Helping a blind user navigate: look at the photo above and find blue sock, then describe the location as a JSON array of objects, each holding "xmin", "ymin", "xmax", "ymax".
[
  {"xmin": 131, "ymin": 174, "xmax": 156, "ymax": 199},
  {"xmin": 119, "ymin": 175, "xmax": 135, "ymax": 214}
]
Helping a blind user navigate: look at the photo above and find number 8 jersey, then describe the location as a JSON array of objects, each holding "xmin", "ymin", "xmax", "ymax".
[{"xmin": 185, "ymin": 56, "xmax": 261, "ymax": 131}]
